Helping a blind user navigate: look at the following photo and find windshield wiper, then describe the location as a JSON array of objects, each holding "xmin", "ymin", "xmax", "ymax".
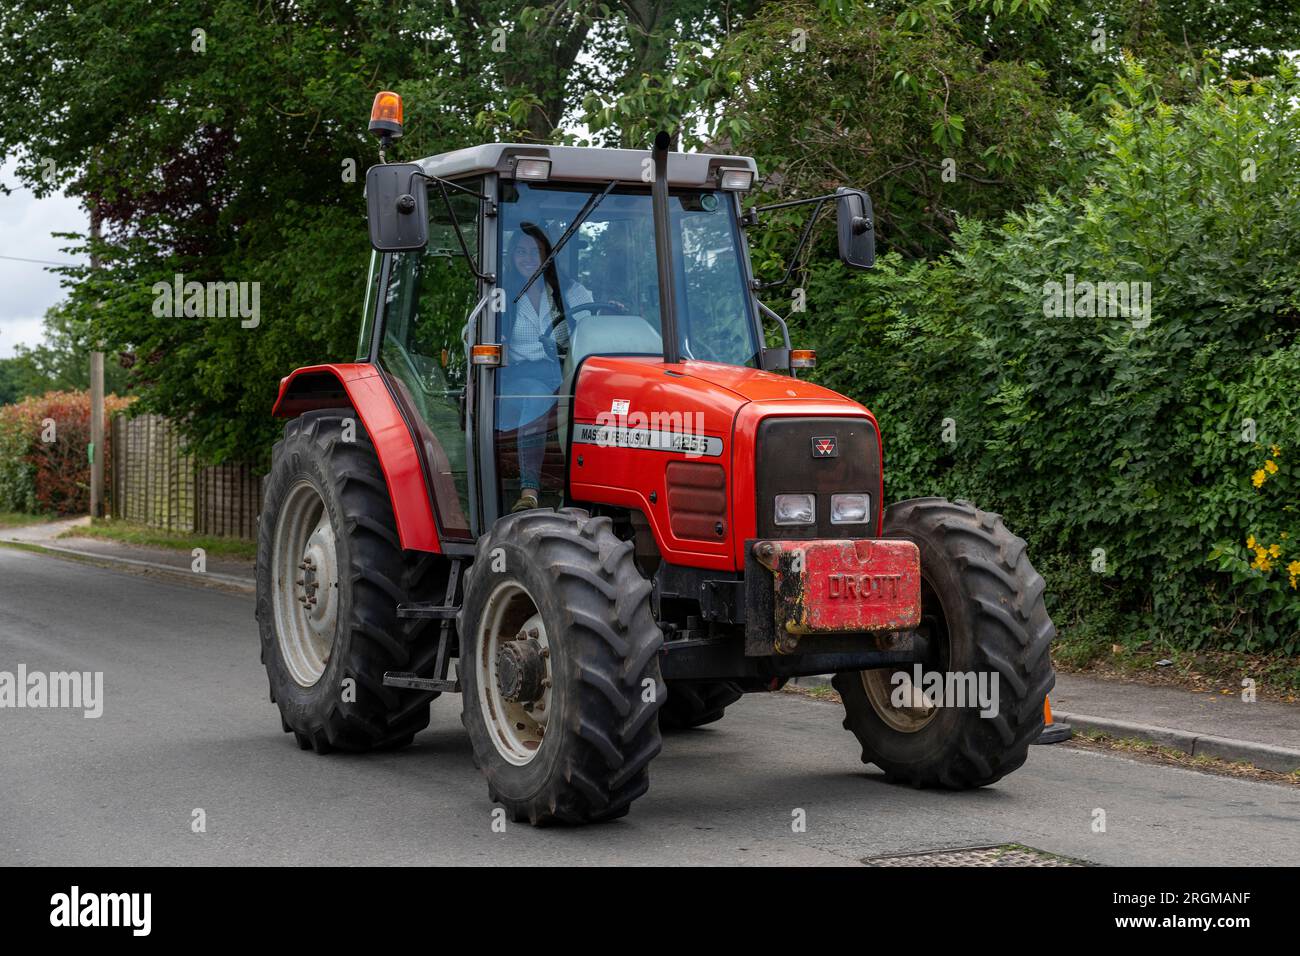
[{"xmin": 514, "ymin": 180, "xmax": 617, "ymax": 303}]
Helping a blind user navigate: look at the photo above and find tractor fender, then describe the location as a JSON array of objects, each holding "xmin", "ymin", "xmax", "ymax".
[{"xmin": 273, "ymin": 363, "xmax": 440, "ymax": 553}]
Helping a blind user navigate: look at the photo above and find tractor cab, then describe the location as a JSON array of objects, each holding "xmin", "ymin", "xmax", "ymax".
[{"xmin": 358, "ymin": 128, "xmax": 874, "ymax": 543}]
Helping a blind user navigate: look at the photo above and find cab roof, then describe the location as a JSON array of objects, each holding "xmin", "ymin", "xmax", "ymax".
[{"xmin": 417, "ymin": 143, "xmax": 757, "ymax": 188}]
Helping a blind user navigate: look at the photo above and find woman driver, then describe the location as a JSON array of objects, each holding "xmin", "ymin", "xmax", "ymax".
[{"xmin": 497, "ymin": 227, "xmax": 592, "ymax": 513}]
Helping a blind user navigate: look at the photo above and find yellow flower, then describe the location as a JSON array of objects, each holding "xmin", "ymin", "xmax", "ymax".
[
  {"xmin": 1269, "ymin": 543, "xmax": 1282, "ymax": 558},
  {"xmin": 1289, "ymin": 560, "xmax": 1300, "ymax": 576},
  {"xmin": 1253, "ymin": 469, "xmax": 1267, "ymax": 487},
  {"xmin": 1247, "ymin": 535, "xmax": 1257, "ymax": 548},
  {"xmin": 1265, "ymin": 459, "xmax": 1279, "ymax": 474},
  {"xmin": 1272, "ymin": 444, "xmax": 1282, "ymax": 457}
]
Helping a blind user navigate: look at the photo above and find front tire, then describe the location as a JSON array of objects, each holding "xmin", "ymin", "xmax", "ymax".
[
  {"xmin": 255, "ymin": 409, "xmax": 438, "ymax": 753},
  {"xmin": 833, "ymin": 498, "xmax": 1055, "ymax": 788},
  {"xmin": 458, "ymin": 508, "xmax": 664, "ymax": 825}
]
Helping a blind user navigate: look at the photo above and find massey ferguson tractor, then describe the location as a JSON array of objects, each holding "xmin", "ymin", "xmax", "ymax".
[{"xmin": 255, "ymin": 92, "xmax": 1056, "ymax": 825}]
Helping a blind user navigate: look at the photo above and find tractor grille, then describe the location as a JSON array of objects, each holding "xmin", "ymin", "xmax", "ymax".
[{"xmin": 755, "ymin": 416, "xmax": 879, "ymax": 540}]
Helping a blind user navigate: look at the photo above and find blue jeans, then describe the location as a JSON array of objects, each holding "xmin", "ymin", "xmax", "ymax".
[{"xmin": 497, "ymin": 360, "xmax": 561, "ymax": 491}]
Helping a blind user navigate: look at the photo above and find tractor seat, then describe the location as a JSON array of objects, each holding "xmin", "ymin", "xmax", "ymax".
[
  {"xmin": 559, "ymin": 316, "xmax": 665, "ymax": 447},
  {"xmin": 559, "ymin": 315, "xmax": 663, "ymax": 447}
]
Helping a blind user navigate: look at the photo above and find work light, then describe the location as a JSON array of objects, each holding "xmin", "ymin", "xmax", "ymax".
[
  {"xmin": 718, "ymin": 167, "xmax": 754, "ymax": 191},
  {"xmin": 512, "ymin": 158, "xmax": 551, "ymax": 181}
]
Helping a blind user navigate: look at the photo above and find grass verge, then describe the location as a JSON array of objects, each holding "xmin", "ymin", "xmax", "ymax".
[
  {"xmin": 61, "ymin": 518, "xmax": 258, "ymax": 561},
  {"xmin": 1054, "ymin": 634, "xmax": 1300, "ymax": 704},
  {"xmin": 1066, "ymin": 729, "xmax": 1300, "ymax": 787},
  {"xmin": 0, "ymin": 512, "xmax": 56, "ymax": 529}
]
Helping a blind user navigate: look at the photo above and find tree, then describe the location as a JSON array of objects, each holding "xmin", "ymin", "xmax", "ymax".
[
  {"xmin": 0, "ymin": 359, "xmax": 23, "ymax": 406},
  {"xmin": 581, "ymin": 0, "xmax": 1300, "ymax": 261},
  {"xmin": 947, "ymin": 0, "xmax": 1300, "ymax": 106},
  {"xmin": 0, "ymin": 304, "xmax": 130, "ymax": 400},
  {"xmin": 715, "ymin": 1, "xmax": 1064, "ymax": 260},
  {"xmin": 4, "ymin": 0, "xmax": 1297, "ymax": 462},
  {"xmin": 0, "ymin": 0, "xmax": 755, "ymax": 462}
]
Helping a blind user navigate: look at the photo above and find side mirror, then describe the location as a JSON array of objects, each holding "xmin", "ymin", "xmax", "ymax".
[
  {"xmin": 366, "ymin": 163, "xmax": 428, "ymax": 252},
  {"xmin": 835, "ymin": 187, "xmax": 875, "ymax": 270}
]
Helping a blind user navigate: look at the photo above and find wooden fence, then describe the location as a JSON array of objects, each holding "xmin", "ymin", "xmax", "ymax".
[{"xmin": 110, "ymin": 413, "xmax": 264, "ymax": 539}]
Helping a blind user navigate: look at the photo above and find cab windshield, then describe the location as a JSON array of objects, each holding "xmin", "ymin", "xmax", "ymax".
[
  {"xmin": 496, "ymin": 181, "xmax": 760, "ymax": 370},
  {"xmin": 491, "ymin": 180, "xmax": 759, "ymax": 515}
]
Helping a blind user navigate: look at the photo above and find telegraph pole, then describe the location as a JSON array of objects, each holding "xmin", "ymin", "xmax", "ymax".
[{"xmin": 89, "ymin": 205, "xmax": 104, "ymax": 519}]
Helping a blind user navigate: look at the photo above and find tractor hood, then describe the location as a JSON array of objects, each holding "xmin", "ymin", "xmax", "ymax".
[
  {"xmin": 667, "ymin": 360, "xmax": 864, "ymax": 409},
  {"xmin": 569, "ymin": 355, "xmax": 881, "ymax": 572},
  {"xmin": 569, "ymin": 355, "xmax": 870, "ymax": 426}
]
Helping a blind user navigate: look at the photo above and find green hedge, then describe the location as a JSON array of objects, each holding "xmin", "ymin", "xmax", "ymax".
[
  {"xmin": 0, "ymin": 391, "xmax": 131, "ymax": 516},
  {"xmin": 794, "ymin": 60, "xmax": 1300, "ymax": 652},
  {"xmin": 0, "ymin": 406, "xmax": 38, "ymax": 514}
]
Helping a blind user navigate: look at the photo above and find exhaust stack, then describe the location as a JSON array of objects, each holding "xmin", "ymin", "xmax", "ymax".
[{"xmin": 651, "ymin": 131, "xmax": 682, "ymax": 364}]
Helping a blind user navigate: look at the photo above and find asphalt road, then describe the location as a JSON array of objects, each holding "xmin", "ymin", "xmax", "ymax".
[{"xmin": 2, "ymin": 546, "xmax": 1298, "ymax": 867}]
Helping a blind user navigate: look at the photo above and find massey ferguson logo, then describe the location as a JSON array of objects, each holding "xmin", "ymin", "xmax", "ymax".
[{"xmin": 811, "ymin": 436, "xmax": 838, "ymax": 458}]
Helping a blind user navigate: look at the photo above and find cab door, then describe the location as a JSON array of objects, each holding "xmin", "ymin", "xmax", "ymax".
[{"xmin": 375, "ymin": 177, "xmax": 485, "ymax": 542}]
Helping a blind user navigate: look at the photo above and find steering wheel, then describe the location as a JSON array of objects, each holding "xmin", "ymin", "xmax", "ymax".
[
  {"xmin": 548, "ymin": 300, "xmax": 631, "ymax": 333},
  {"xmin": 571, "ymin": 300, "xmax": 631, "ymax": 317}
]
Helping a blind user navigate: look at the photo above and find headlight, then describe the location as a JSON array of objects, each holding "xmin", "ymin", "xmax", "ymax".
[
  {"xmin": 774, "ymin": 493, "xmax": 815, "ymax": 526},
  {"xmin": 830, "ymin": 493, "xmax": 870, "ymax": 524}
]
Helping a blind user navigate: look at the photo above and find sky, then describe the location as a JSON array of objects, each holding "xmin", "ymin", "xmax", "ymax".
[{"xmin": 0, "ymin": 156, "xmax": 88, "ymax": 358}]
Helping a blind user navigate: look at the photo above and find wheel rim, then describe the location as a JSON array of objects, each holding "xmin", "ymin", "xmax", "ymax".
[
  {"xmin": 474, "ymin": 581, "xmax": 553, "ymax": 766},
  {"xmin": 860, "ymin": 577, "xmax": 949, "ymax": 734},
  {"xmin": 271, "ymin": 479, "xmax": 340, "ymax": 687}
]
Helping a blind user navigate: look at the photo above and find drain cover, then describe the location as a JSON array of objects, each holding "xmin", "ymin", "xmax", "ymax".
[{"xmin": 864, "ymin": 844, "xmax": 1087, "ymax": 867}]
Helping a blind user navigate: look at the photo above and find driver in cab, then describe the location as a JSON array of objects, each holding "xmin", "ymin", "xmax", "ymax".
[{"xmin": 498, "ymin": 227, "xmax": 592, "ymax": 514}]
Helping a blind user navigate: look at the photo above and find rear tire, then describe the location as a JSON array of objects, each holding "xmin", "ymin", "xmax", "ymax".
[
  {"xmin": 659, "ymin": 680, "xmax": 744, "ymax": 731},
  {"xmin": 832, "ymin": 498, "xmax": 1055, "ymax": 788},
  {"xmin": 256, "ymin": 409, "xmax": 438, "ymax": 753},
  {"xmin": 458, "ymin": 508, "xmax": 664, "ymax": 825}
]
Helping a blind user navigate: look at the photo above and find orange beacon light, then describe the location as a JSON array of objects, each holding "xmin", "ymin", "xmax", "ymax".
[{"xmin": 369, "ymin": 91, "xmax": 403, "ymax": 141}]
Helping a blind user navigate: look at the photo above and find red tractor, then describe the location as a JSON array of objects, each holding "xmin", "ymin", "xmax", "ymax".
[{"xmin": 256, "ymin": 94, "xmax": 1055, "ymax": 825}]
